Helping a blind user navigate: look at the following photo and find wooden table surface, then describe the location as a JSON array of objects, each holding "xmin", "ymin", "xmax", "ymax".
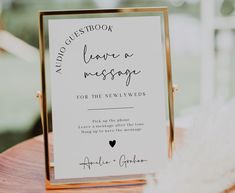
[{"xmin": 0, "ymin": 130, "xmax": 234, "ymax": 193}]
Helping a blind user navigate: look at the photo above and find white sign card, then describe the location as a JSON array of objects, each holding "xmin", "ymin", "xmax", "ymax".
[{"xmin": 48, "ymin": 16, "xmax": 168, "ymax": 179}]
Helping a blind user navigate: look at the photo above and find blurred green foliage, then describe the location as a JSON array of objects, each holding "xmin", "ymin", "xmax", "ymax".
[
  {"xmin": 221, "ymin": 0, "xmax": 235, "ymax": 16},
  {"xmin": 1, "ymin": 0, "xmax": 201, "ymax": 47}
]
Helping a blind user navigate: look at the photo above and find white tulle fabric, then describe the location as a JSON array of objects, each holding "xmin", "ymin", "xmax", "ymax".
[{"xmin": 144, "ymin": 100, "xmax": 235, "ymax": 193}]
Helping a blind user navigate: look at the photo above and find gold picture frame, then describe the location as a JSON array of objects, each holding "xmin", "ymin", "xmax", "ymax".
[{"xmin": 38, "ymin": 7, "xmax": 174, "ymax": 190}]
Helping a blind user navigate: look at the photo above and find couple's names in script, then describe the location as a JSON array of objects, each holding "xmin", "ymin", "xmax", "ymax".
[
  {"xmin": 83, "ymin": 44, "xmax": 141, "ymax": 86},
  {"xmin": 79, "ymin": 154, "xmax": 147, "ymax": 170}
]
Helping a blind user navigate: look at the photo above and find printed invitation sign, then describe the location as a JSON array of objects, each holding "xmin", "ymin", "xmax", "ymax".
[{"xmin": 48, "ymin": 16, "xmax": 168, "ymax": 179}]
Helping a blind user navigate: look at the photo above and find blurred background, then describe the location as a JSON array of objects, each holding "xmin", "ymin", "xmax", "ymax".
[{"xmin": 0, "ymin": 0, "xmax": 234, "ymax": 152}]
